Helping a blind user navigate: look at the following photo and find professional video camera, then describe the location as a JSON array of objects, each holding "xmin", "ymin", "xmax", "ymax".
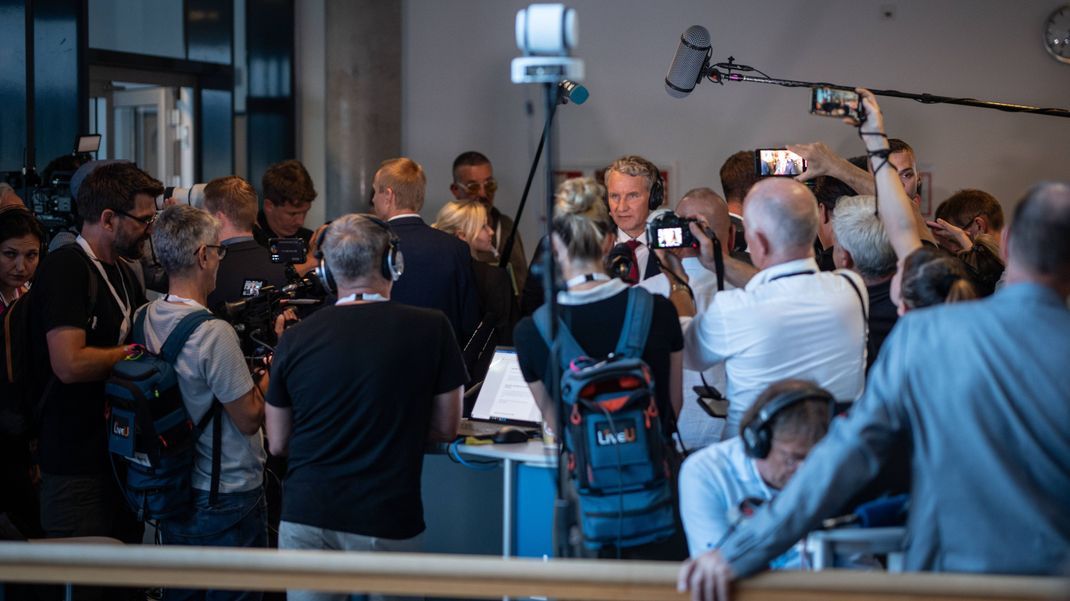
[
  {"xmin": 3, "ymin": 135, "xmax": 102, "ymax": 242},
  {"xmin": 222, "ymin": 276, "xmax": 323, "ymax": 358}
]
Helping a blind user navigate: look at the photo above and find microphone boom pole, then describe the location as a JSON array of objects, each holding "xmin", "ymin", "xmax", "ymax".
[{"xmin": 710, "ymin": 70, "xmax": 1070, "ymax": 119}]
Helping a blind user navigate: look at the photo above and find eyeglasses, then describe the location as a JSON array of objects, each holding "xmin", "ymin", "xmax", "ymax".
[
  {"xmin": 955, "ymin": 212, "xmax": 983, "ymax": 231},
  {"xmin": 454, "ymin": 179, "xmax": 498, "ymax": 195},
  {"xmin": 115, "ymin": 209, "xmax": 158, "ymax": 227},
  {"xmin": 199, "ymin": 244, "xmax": 228, "ymax": 260}
]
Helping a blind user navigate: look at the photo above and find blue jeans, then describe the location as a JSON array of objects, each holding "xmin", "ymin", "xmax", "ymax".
[{"xmin": 158, "ymin": 487, "xmax": 268, "ymax": 601}]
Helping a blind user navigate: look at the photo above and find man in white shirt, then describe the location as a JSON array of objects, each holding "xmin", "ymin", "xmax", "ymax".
[
  {"xmin": 642, "ymin": 187, "xmax": 737, "ymax": 448},
  {"xmin": 605, "ymin": 155, "xmax": 665, "ymax": 282},
  {"xmin": 683, "ymin": 178, "xmax": 867, "ymax": 437}
]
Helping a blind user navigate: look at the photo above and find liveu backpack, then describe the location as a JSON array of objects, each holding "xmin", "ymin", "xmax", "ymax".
[
  {"xmin": 534, "ymin": 286, "xmax": 677, "ymax": 550},
  {"xmin": 106, "ymin": 308, "xmax": 222, "ymax": 522}
]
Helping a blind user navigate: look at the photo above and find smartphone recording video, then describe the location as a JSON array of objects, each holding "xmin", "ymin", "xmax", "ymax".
[
  {"xmin": 811, "ymin": 86, "xmax": 860, "ymax": 118},
  {"xmin": 755, "ymin": 149, "xmax": 807, "ymax": 177}
]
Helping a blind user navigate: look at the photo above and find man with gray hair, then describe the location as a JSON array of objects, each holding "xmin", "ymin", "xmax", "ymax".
[
  {"xmin": 265, "ymin": 214, "xmax": 466, "ymax": 600},
  {"xmin": 832, "ymin": 195, "xmax": 898, "ymax": 367},
  {"xmin": 135, "ymin": 204, "xmax": 269, "ymax": 599},
  {"xmin": 682, "ymin": 178, "xmax": 867, "ymax": 437}
]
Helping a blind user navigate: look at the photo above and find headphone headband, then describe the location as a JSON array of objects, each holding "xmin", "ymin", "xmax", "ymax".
[
  {"xmin": 315, "ymin": 214, "xmax": 404, "ymax": 296},
  {"xmin": 741, "ymin": 383, "xmax": 835, "ymax": 460}
]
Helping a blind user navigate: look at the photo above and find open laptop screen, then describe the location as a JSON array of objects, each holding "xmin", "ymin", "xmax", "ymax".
[{"xmin": 469, "ymin": 349, "xmax": 543, "ymax": 426}]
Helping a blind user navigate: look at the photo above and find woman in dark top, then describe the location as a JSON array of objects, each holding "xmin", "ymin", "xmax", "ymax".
[
  {"xmin": 0, "ymin": 205, "xmax": 45, "ymax": 538},
  {"xmin": 512, "ymin": 177, "xmax": 684, "ymax": 429},
  {"xmin": 512, "ymin": 176, "xmax": 686, "ymax": 560},
  {"xmin": 433, "ymin": 200, "xmax": 518, "ymax": 345}
]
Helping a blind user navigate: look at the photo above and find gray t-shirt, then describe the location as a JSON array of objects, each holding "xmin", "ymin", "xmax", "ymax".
[{"xmin": 136, "ymin": 299, "xmax": 265, "ymax": 493}]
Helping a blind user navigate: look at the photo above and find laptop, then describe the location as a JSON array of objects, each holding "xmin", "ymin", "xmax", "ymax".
[{"xmin": 457, "ymin": 348, "xmax": 543, "ymax": 438}]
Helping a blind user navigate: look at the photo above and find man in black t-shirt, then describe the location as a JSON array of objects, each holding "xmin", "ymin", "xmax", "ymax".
[
  {"xmin": 30, "ymin": 162, "xmax": 162, "ymax": 545},
  {"xmin": 266, "ymin": 213, "xmax": 465, "ymax": 566},
  {"xmin": 203, "ymin": 175, "xmax": 288, "ymax": 312}
]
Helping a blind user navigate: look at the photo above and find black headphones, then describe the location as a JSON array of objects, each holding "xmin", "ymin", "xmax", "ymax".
[
  {"xmin": 741, "ymin": 382, "xmax": 835, "ymax": 460},
  {"xmin": 314, "ymin": 215, "xmax": 404, "ymax": 295},
  {"xmin": 648, "ymin": 169, "xmax": 665, "ymax": 211}
]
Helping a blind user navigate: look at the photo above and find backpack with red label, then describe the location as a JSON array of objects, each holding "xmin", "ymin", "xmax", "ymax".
[{"xmin": 534, "ymin": 287, "xmax": 676, "ymax": 550}]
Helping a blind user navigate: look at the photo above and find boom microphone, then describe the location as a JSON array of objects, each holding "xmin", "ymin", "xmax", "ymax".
[{"xmin": 665, "ymin": 25, "xmax": 712, "ymax": 98}]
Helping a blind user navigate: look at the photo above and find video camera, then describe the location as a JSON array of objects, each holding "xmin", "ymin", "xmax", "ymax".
[
  {"xmin": 3, "ymin": 134, "xmax": 102, "ymax": 242},
  {"xmin": 222, "ymin": 276, "xmax": 322, "ymax": 358}
]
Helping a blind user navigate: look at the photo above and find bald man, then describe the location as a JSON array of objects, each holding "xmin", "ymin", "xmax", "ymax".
[
  {"xmin": 671, "ymin": 188, "xmax": 737, "ymax": 449},
  {"xmin": 682, "ymin": 178, "xmax": 868, "ymax": 437}
]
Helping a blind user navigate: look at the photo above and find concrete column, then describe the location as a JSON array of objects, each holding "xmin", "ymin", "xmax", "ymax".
[{"xmin": 323, "ymin": 0, "xmax": 401, "ymax": 219}]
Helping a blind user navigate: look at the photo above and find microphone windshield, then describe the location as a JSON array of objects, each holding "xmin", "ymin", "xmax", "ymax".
[{"xmin": 665, "ymin": 25, "xmax": 711, "ymax": 98}]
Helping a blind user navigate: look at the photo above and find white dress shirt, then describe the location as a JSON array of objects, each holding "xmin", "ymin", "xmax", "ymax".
[
  {"xmin": 642, "ymin": 257, "xmax": 733, "ymax": 449},
  {"xmin": 684, "ymin": 257, "xmax": 867, "ymax": 437}
]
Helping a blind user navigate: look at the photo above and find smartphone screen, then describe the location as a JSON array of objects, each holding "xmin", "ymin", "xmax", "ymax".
[
  {"xmin": 755, "ymin": 149, "xmax": 807, "ymax": 177},
  {"xmin": 811, "ymin": 87, "xmax": 860, "ymax": 118}
]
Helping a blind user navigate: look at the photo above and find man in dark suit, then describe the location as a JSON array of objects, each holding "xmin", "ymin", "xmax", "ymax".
[{"xmin": 371, "ymin": 157, "xmax": 481, "ymax": 344}]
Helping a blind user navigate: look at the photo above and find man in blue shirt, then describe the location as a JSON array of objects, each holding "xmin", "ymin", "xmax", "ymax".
[
  {"xmin": 679, "ymin": 380, "xmax": 833, "ymax": 565},
  {"xmin": 678, "ymin": 181, "xmax": 1070, "ymax": 599}
]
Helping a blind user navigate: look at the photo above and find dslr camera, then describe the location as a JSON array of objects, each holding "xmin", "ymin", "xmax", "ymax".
[{"xmin": 646, "ymin": 211, "xmax": 698, "ymax": 250}]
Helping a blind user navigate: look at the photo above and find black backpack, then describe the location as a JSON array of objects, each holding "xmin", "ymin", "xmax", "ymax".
[
  {"xmin": 534, "ymin": 287, "xmax": 677, "ymax": 550},
  {"xmin": 106, "ymin": 308, "xmax": 222, "ymax": 522}
]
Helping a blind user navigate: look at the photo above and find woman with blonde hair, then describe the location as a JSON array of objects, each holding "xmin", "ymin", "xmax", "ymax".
[
  {"xmin": 434, "ymin": 200, "xmax": 517, "ymax": 344},
  {"xmin": 511, "ymin": 177, "xmax": 687, "ymax": 560}
]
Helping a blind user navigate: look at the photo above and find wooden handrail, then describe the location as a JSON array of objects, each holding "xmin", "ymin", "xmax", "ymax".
[{"xmin": 0, "ymin": 543, "xmax": 1065, "ymax": 601}]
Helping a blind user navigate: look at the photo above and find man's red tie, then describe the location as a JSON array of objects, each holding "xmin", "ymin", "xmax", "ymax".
[{"xmin": 625, "ymin": 239, "xmax": 641, "ymax": 284}]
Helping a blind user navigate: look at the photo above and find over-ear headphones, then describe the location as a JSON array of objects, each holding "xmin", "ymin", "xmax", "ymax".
[
  {"xmin": 648, "ymin": 169, "xmax": 665, "ymax": 211},
  {"xmin": 741, "ymin": 382, "xmax": 835, "ymax": 460},
  {"xmin": 314, "ymin": 215, "xmax": 404, "ymax": 296}
]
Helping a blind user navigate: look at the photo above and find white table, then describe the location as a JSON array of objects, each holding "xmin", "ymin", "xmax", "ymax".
[{"xmin": 458, "ymin": 441, "xmax": 557, "ymax": 558}]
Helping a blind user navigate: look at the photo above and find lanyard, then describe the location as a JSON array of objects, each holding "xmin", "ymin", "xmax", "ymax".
[
  {"xmin": 336, "ymin": 293, "xmax": 387, "ymax": 305},
  {"xmin": 76, "ymin": 235, "xmax": 132, "ymax": 345},
  {"xmin": 768, "ymin": 270, "xmax": 816, "ymax": 282}
]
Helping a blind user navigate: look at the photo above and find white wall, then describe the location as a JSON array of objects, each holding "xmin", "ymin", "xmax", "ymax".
[{"xmin": 402, "ymin": 0, "xmax": 1070, "ymax": 261}]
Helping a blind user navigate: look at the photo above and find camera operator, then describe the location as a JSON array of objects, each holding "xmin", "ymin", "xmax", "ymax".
[
  {"xmin": 679, "ymin": 177, "xmax": 867, "ymax": 439},
  {"xmin": 265, "ymin": 214, "xmax": 465, "ymax": 586},
  {"xmin": 135, "ymin": 204, "xmax": 268, "ymax": 600},
  {"xmin": 204, "ymin": 175, "xmax": 289, "ymax": 312},
  {"xmin": 253, "ymin": 159, "xmax": 317, "ymax": 251},
  {"xmin": 645, "ymin": 188, "xmax": 738, "ymax": 450},
  {"xmin": 29, "ymin": 161, "xmax": 160, "ymax": 547}
]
